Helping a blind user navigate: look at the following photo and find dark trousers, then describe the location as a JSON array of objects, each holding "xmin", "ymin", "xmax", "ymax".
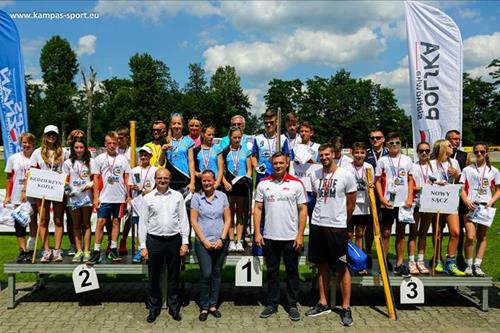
[
  {"xmin": 194, "ymin": 239, "xmax": 228, "ymax": 310},
  {"xmin": 264, "ymin": 238, "xmax": 300, "ymax": 309},
  {"xmin": 146, "ymin": 233, "xmax": 181, "ymax": 311}
]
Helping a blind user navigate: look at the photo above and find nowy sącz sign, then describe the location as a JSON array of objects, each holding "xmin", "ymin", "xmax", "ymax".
[
  {"xmin": 26, "ymin": 168, "xmax": 66, "ymax": 202},
  {"xmin": 418, "ymin": 184, "xmax": 460, "ymax": 214}
]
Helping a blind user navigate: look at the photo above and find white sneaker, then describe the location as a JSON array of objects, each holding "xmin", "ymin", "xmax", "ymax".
[
  {"xmin": 52, "ymin": 249, "xmax": 63, "ymax": 262},
  {"xmin": 228, "ymin": 241, "xmax": 237, "ymax": 252},
  {"xmin": 235, "ymin": 241, "xmax": 244, "ymax": 252},
  {"xmin": 68, "ymin": 245, "xmax": 76, "ymax": 256},
  {"xmin": 464, "ymin": 265, "xmax": 473, "ymax": 276},
  {"xmin": 40, "ymin": 250, "xmax": 52, "ymax": 263},
  {"xmin": 474, "ymin": 265, "xmax": 486, "ymax": 277}
]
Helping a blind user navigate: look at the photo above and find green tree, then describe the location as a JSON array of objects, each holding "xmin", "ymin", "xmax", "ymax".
[
  {"xmin": 39, "ymin": 35, "xmax": 78, "ymax": 139},
  {"xmin": 264, "ymin": 79, "xmax": 303, "ymax": 123},
  {"xmin": 25, "ymin": 75, "xmax": 44, "ymax": 140}
]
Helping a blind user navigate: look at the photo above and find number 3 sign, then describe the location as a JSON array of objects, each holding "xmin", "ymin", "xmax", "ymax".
[
  {"xmin": 235, "ymin": 256, "xmax": 262, "ymax": 287},
  {"xmin": 72, "ymin": 264, "xmax": 100, "ymax": 293},
  {"xmin": 400, "ymin": 276, "xmax": 424, "ymax": 304}
]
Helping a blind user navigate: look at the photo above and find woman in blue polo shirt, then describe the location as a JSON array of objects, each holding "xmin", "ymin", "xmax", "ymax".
[
  {"xmin": 222, "ymin": 126, "xmax": 252, "ymax": 252},
  {"xmin": 193, "ymin": 125, "xmax": 224, "ymax": 191}
]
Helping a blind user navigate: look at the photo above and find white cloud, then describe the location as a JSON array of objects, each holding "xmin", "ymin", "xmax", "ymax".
[
  {"xmin": 21, "ymin": 38, "xmax": 45, "ymax": 58},
  {"xmin": 467, "ymin": 65, "xmax": 494, "ymax": 82},
  {"xmin": 463, "ymin": 32, "xmax": 500, "ymax": 68},
  {"xmin": 94, "ymin": 0, "xmax": 220, "ymax": 22},
  {"xmin": 458, "ymin": 8, "xmax": 480, "ymax": 19},
  {"xmin": 76, "ymin": 35, "xmax": 97, "ymax": 56},
  {"xmin": 179, "ymin": 40, "xmax": 189, "ymax": 48},
  {"xmin": 0, "ymin": 1, "xmax": 13, "ymax": 8},
  {"xmin": 244, "ymin": 87, "xmax": 267, "ymax": 116},
  {"xmin": 204, "ymin": 28, "xmax": 385, "ymax": 77}
]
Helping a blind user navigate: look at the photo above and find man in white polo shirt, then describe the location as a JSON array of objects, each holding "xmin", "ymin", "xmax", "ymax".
[
  {"xmin": 254, "ymin": 152, "xmax": 307, "ymax": 322},
  {"xmin": 306, "ymin": 143, "xmax": 357, "ymax": 327}
]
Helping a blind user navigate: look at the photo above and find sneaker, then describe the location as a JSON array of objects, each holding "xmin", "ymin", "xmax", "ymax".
[
  {"xmin": 259, "ymin": 306, "xmax": 277, "ymax": 319},
  {"xmin": 133, "ymin": 250, "xmax": 142, "ymax": 263},
  {"xmin": 435, "ymin": 262, "xmax": 444, "ymax": 273},
  {"xmin": 288, "ymin": 307, "xmax": 300, "ymax": 321},
  {"xmin": 72, "ymin": 251, "xmax": 84, "ymax": 263},
  {"xmin": 228, "ymin": 241, "xmax": 237, "ymax": 252},
  {"xmin": 340, "ymin": 307, "xmax": 353, "ymax": 327},
  {"xmin": 456, "ymin": 255, "xmax": 467, "ymax": 271},
  {"xmin": 40, "ymin": 250, "xmax": 52, "ymax": 263},
  {"xmin": 87, "ymin": 250, "xmax": 102, "ymax": 265},
  {"xmin": 67, "ymin": 245, "xmax": 76, "ymax": 256},
  {"xmin": 235, "ymin": 241, "xmax": 244, "ymax": 252},
  {"xmin": 464, "ymin": 265, "xmax": 473, "ymax": 276},
  {"xmin": 16, "ymin": 250, "xmax": 27, "ymax": 263},
  {"xmin": 394, "ymin": 264, "xmax": 410, "ymax": 277},
  {"xmin": 305, "ymin": 303, "xmax": 331, "ymax": 317},
  {"xmin": 52, "ymin": 249, "xmax": 63, "ymax": 262},
  {"xmin": 107, "ymin": 248, "xmax": 123, "ymax": 262},
  {"xmin": 416, "ymin": 261, "xmax": 430, "ymax": 274},
  {"xmin": 24, "ymin": 251, "xmax": 34, "ymax": 263},
  {"xmin": 408, "ymin": 261, "xmax": 419, "ymax": 275},
  {"xmin": 356, "ymin": 269, "xmax": 368, "ymax": 276},
  {"xmin": 473, "ymin": 265, "xmax": 486, "ymax": 277},
  {"xmin": 444, "ymin": 259, "xmax": 465, "ymax": 276},
  {"xmin": 83, "ymin": 251, "xmax": 91, "ymax": 262},
  {"xmin": 366, "ymin": 255, "xmax": 373, "ymax": 270},
  {"xmin": 119, "ymin": 239, "xmax": 128, "ymax": 256}
]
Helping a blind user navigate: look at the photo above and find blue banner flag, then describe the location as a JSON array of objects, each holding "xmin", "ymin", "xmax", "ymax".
[{"xmin": 0, "ymin": 10, "xmax": 29, "ymax": 161}]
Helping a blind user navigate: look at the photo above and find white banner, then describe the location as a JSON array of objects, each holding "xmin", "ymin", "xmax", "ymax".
[
  {"xmin": 419, "ymin": 184, "xmax": 461, "ymax": 214},
  {"xmin": 26, "ymin": 168, "xmax": 66, "ymax": 202},
  {"xmin": 405, "ymin": 1, "xmax": 462, "ymax": 154}
]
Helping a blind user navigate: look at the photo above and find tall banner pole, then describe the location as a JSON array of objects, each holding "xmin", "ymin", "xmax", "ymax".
[
  {"xmin": 0, "ymin": 10, "xmax": 29, "ymax": 161},
  {"xmin": 130, "ymin": 121, "xmax": 136, "ymax": 254},
  {"xmin": 367, "ymin": 169, "xmax": 397, "ymax": 320},
  {"xmin": 276, "ymin": 107, "xmax": 282, "ymax": 153}
]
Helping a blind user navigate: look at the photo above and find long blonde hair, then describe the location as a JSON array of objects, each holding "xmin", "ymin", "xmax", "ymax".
[
  {"xmin": 430, "ymin": 139, "xmax": 449, "ymax": 163},
  {"xmin": 41, "ymin": 133, "xmax": 63, "ymax": 166}
]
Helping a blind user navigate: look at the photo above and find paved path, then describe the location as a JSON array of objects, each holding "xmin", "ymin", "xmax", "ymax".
[{"xmin": 1, "ymin": 281, "xmax": 499, "ymax": 332}]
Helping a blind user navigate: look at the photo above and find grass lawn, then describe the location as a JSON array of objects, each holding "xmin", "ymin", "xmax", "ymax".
[{"xmin": 0, "ymin": 161, "xmax": 499, "ymax": 284}]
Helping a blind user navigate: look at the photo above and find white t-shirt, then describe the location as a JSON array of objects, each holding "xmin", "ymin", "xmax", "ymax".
[
  {"xmin": 118, "ymin": 146, "xmax": 136, "ymax": 165},
  {"xmin": 62, "ymin": 158, "xmax": 93, "ymax": 207},
  {"xmin": 29, "ymin": 147, "xmax": 64, "ymax": 172},
  {"xmin": 460, "ymin": 164, "xmax": 500, "ymax": 203},
  {"xmin": 310, "ymin": 167, "xmax": 357, "ymax": 228},
  {"xmin": 334, "ymin": 154, "xmax": 353, "ymax": 168},
  {"xmin": 128, "ymin": 165, "xmax": 158, "ymax": 216},
  {"xmin": 344, "ymin": 162, "xmax": 373, "ymax": 215},
  {"xmin": 429, "ymin": 158, "xmax": 461, "ymax": 183},
  {"xmin": 5, "ymin": 152, "xmax": 31, "ymax": 205},
  {"xmin": 375, "ymin": 154, "xmax": 413, "ymax": 208},
  {"xmin": 255, "ymin": 174, "xmax": 307, "ymax": 240},
  {"xmin": 91, "ymin": 153, "xmax": 130, "ymax": 203},
  {"xmin": 412, "ymin": 162, "xmax": 434, "ymax": 188}
]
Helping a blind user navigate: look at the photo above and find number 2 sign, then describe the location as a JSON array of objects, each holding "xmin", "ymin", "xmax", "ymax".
[
  {"xmin": 235, "ymin": 256, "xmax": 262, "ymax": 287},
  {"xmin": 72, "ymin": 264, "xmax": 100, "ymax": 293}
]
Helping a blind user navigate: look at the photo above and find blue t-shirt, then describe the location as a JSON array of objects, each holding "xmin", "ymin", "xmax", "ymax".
[
  {"xmin": 194, "ymin": 145, "xmax": 222, "ymax": 176},
  {"xmin": 191, "ymin": 190, "xmax": 229, "ymax": 243},
  {"xmin": 252, "ymin": 133, "xmax": 289, "ymax": 178},
  {"xmin": 223, "ymin": 145, "xmax": 252, "ymax": 177},
  {"xmin": 166, "ymin": 136, "xmax": 195, "ymax": 177}
]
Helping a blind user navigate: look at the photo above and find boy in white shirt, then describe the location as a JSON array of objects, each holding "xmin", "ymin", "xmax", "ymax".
[{"xmin": 88, "ymin": 131, "xmax": 131, "ymax": 264}]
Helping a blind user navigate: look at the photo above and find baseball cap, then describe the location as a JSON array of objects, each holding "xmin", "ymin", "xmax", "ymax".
[
  {"xmin": 43, "ymin": 125, "xmax": 59, "ymax": 134},
  {"xmin": 138, "ymin": 146, "xmax": 153, "ymax": 155}
]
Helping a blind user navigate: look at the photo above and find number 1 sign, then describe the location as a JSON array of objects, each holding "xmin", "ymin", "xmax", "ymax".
[{"xmin": 235, "ymin": 256, "xmax": 262, "ymax": 287}]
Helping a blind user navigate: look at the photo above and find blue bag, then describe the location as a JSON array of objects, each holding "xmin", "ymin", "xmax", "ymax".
[{"xmin": 347, "ymin": 240, "xmax": 367, "ymax": 272}]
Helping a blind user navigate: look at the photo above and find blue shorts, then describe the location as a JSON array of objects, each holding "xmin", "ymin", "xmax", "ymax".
[{"xmin": 97, "ymin": 203, "xmax": 121, "ymax": 219}]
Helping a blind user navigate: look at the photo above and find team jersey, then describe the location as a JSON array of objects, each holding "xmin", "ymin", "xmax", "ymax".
[
  {"xmin": 344, "ymin": 162, "xmax": 374, "ymax": 215},
  {"xmin": 4, "ymin": 152, "xmax": 31, "ymax": 205},
  {"xmin": 144, "ymin": 142, "xmax": 164, "ymax": 168},
  {"xmin": 310, "ymin": 167, "xmax": 357, "ymax": 228},
  {"xmin": 166, "ymin": 136, "xmax": 195, "ymax": 178},
  {"xmin": 429, "ymin": 158, "xmax": 461, "ymax": 183},
  {"xmin": 365, "ymin": 147, "xmax": 389, "ymax": 169},
  {"xmin": 375, "ymin": 154, "xmax": 413, "ymax": 207},
  {"xmin": 29, "ymin": 147, "xmax": 64, "ymax": 172},
  {"xmin": 222, "ymin": 145, "xmax": 252, "ymax": 178},
  {"xmin": 62, "ymin": 158, "xmax": 93, "ymax": 207},
  {"xmin": 91, "ymin": 153, "xmax": 130, "ymax": 203},
  {"xmin": 252, "ymin": 133, "xmax": 289, "ymax": 177},
  {"xmin": 128, "ymin": 165, "xmax": 157, "ymax": 216},
  {"xmin": 334, "ymin": 154, "xmax": 353, "ymax": 168},
  {"xmin": 117, "ymin": 146, "xmax": 136, "ymax": 165},
  {"xmin": 194, "ymin": 145, "xmax": 222, "ymax": 175},
  {"xmin": 412, "ymin": 162, "xmax": 434, "ymax": 188},
  {"xmin": 460, "ymin": 164, "xmax": 500, "ymax": 203},
  {"xmin": 255, "ymin": 174, "xmax": 307, "ymax": 240},
  {"xmin": 281, "ymin": 133, "xmax": 301, "ymax": 160},
  {"xmin": 290, "ymin": 142, "xmax": 321, "ymax": 192}
]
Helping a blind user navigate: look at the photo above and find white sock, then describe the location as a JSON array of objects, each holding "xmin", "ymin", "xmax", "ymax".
[
  {"xmin": 27, "ymin": 237, "xmax": 35, "ymax": 251},
  {"xmin": 94, "ymin": 243, "xmax": 101, "ymax": 252},
  {"xmin": 474, "ymin": 258, "xmax": 482, "ymax": 267},
  {"xmin": 409, "ymin": 255, "xmax": 415, "ymax": 262},
  {"xmin": 417, "ymin": 254, "xmax": 424, "ymax": 262},
  {"xmin": 110, "ymin": 240, "xmax": 117, "ymax": 249},
  {"xmin": 466, "ymin": 258, "xmax": 473, "ymax": 266}
]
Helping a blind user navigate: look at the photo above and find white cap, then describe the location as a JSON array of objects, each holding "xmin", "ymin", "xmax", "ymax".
[
  {"xmin": 43, "ymin": 125, "xmax": 59, "ymax": 134},
  {"xmin": 138, "ymin": 146, "xmax": 153, "ymax": 155}
]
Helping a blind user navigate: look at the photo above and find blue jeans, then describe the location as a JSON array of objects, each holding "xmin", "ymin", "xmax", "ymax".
[{"xmin": 195, "ymin": 239, "xmax": 228, "ymax": 310}]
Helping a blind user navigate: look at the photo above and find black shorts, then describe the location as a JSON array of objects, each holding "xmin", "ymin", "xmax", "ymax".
[
  {"xmin": 308, "ymin": 224, "xmax": 348, "ymax": 270},
  {"xmin": 349, "ymin": 214, "xmax": 370, "ymax": 227},
  {"xmin": 227, "ymin": 182, "xmax": 250, "ymax": 197},
  {"xmin": 14, "ymin": 221, "xmax": 27, "ymax": 237},
  {"xmin": 380, "ymin": 207, "xmax": 400, "ymax": 226}
]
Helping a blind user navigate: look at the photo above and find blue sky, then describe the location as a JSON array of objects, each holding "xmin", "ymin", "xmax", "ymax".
[{"xmin": 1, "ymin": 0, "xmax": 499, "ymax": 115}]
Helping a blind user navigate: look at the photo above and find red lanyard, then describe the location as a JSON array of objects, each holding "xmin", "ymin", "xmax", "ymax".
[
  {"xmin": 322, "ymin": 168, "xmax": 336, "ymax": 203},
  {"xmin": 230, "ymin": 147, "xmax": 241, "ymax": 173},
  {"xmin": 73, "ymin": 160, "xmax": 86, "ymax": 180},
  {"xmin": 419, "ymin": 163, "xmax": 429, "ymax": 184},
  {"xmin": 266, "ymin": 134, "xmax": 276, "ymax": 155},
  {"xmin": 475, "ymin": 164, "xmax": 488, "ymax": 189},
  {"xmin": 353, "ymin": 163, "xmax": 365, "ymax": 182},
  {"xmin": 140, "ymin": 166, "xmax": 152, "ymax": 190},
  {"xmin": 439, "ymin": 161, "xmax": 449, "ymax": 181},
  {"xmin": 107, "ymin": 154, "xmax": 116, "ymax": 177},
  {"xmin": 21, "ymin": 154, "xmax": 29, "ymax": 178},
  {"xmin": 388, "ymin": 155, "xmax": 401, "ymax": 178},
  {"xmin": 201, "ymin": 146, "xmax": 212, "ymax": 170}
]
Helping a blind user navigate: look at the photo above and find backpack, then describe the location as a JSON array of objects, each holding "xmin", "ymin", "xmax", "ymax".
[{"xmin": 347, "ymin": 240, "xmax": 367, "ymax": 272}]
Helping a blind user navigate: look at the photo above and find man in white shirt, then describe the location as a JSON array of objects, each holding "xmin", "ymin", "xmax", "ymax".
[
  {"xmin": 140, "ymin": 168, "xmax": 190, "ymax": 323},
  {"xmin": 254, "ymin": 152, "xmax": 307, "ymax": 322},
  {"xmin": 306, "ymin": 143, "xmax": 357, "ymax": 327}
]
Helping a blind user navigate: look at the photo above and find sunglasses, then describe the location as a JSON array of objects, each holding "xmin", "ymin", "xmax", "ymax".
[
  {"xmin": 232, "ymin": 122, "xmax": 243, "ymax": 126},
  {"xmin": 418, "ymin": 149, "xmax": 430, "ymax": 154},
  {"xmin": 370, "ymin": 136, "xmax": 383, "ymax": 141},
  {"xmin": 388, "ymin": 141, "xmax": 401, "ymax": 146},
  {"xmin": 474, "ymin": 150, "xmax": 486, "ymax": 155},
  {"xmin": 151, "ymin": 129, "xmax": 164, "ymax": 133},
  {"xmin": 264, "ymin": 121, "xmax": 276, "ymax": 125}
]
